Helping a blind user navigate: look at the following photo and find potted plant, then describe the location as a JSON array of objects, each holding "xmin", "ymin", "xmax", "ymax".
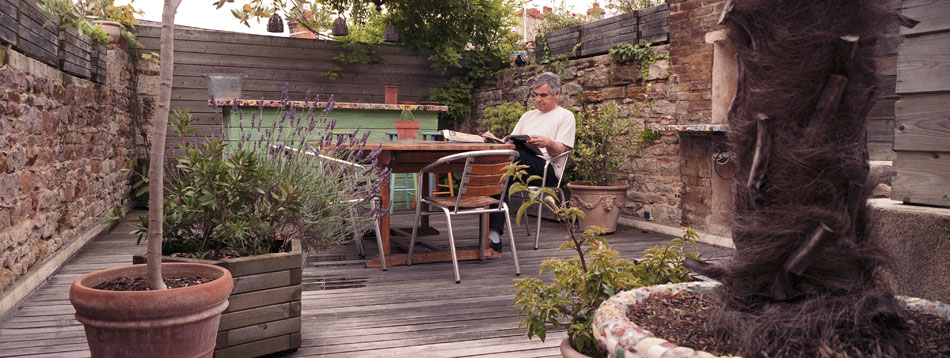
[
  {"xmin": 507, "ymin": 165, "xmax": 697, "ymax": 358},
  {"xmin": 395, "ymin": 109, "xmax": 420, "ymax": 140},
  {"xmin": 83, "ymin": 0, "xmax": 144, "ymax": 49},
  {"xmin": 67, "ymin": 2, "xmax": 235, "ymax": 357},
  {"xmin": 112, "ymin": 95, "xmax": 385, "ymax": 355},
  {"xmin": 566, "ymin": 101, "xmax": 645, "ymax": 233}
]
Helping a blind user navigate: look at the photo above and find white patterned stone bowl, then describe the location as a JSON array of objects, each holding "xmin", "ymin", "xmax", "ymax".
[{"xmin": 592, "ymin": 281, "xmax": 950, "ymax": 358}]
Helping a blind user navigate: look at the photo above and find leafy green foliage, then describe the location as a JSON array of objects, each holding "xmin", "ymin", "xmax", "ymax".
[
  {"xmin": 505, "ymin": 164, "xmax": 700, "ymax": 358},
  {"xmin": 399, "ymin": 109, "xmax": 414, "ymax": 121},
  {"xmin": 482, "ymin": 102, "xmax": 524, "ymax": 137},
  {"xmin": 568, "ymin": 101, "xmax": 636, "ymax": 186},
  {"xmin": 608, "ymin": 40, "xmax": 669, "ymax": 80},
  {"xmin": 85, "ymin": 0, "xmax": 145, "ymax": 48},
  {"xmin": 606, "ymin": 0, "xmax": 665, "ymax": 14},
  {"xmin": 634, "ymin": 128, "xmax": 661, "ymax": 148},
  {"xmin": 429, "ymin": 77, "xmax": 475, "ymax": 123},
  {"xmin": 632, "ymin": 228, "xmax": 701, "ymax": 285},
  {"xmin": 37, "ymin": 0, "xmax": 110, "ymax": 44}
]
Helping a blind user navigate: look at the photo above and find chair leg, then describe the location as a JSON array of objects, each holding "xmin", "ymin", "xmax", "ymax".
[
  {"xmin": 534, "ymin": 194, "xmax": 544, "ymax": 250},
  {"xmin": 373, "ymin": 199, "xmax": 387, "ymax": 271},
  {"xmin": 443, "ymin": 208, "xmax": 461, "ymax": 284},
  {"xmin": 407, "ymin": 198, "xmax": 424, "ymax": 266},
  {"xmin": 503, "ymin": 204, "xmax": 521, "ymax": 277},
  {"xmin": 349, "ymin": 207, "xmax": 365, "ymax": 257}
]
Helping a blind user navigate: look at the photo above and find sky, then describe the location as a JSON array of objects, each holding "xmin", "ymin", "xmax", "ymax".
[{"xmin": 124, "ymin": 0, "xmax": 609, "ymax": 36}]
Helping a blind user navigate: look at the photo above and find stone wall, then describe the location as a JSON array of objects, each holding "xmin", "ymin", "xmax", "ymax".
[
  {"xmin": 0, "ymin": 48, "xmax": 135, "ymax": 294},
  {"xmin": 472, "ymin": 49, "xmax": 687, "ymax": 227},
  {"xmin": 471, "ymin": 0, "xmax": 728, "ymax": 231}
]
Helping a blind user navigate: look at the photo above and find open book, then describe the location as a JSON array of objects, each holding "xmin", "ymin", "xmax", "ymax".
[{"xmin": 440, "ymin": 130, "xmax": 542, "ymax": 156}]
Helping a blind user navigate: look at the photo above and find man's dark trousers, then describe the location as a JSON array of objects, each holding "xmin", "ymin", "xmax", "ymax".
[{"xmin": 489, "ymin": 147, "xmax": 559, "ymax": 235}]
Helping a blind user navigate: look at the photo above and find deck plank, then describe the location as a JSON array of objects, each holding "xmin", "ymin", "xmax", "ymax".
[{"xmin": 0, "ymin": 210, "xmax": 732, "ymax": 357}]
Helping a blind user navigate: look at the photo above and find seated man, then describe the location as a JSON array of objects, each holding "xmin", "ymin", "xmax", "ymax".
[{"xmin": 488, "ymin": 72, "xmax": 576, "ymax": 253}]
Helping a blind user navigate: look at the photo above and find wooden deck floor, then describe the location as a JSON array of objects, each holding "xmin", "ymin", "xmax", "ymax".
[{"xmin": 0, "ymin": 210, "xmax": 733, "ymax": 357}]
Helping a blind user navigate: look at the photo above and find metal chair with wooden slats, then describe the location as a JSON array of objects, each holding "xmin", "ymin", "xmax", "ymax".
[
  {"xmin": 273, "ymin": 145, "xmax": 387, "ymax": 271},
  {"xmin": 407, "ymin": 149, "xmax": 521, "ymax": 283}
]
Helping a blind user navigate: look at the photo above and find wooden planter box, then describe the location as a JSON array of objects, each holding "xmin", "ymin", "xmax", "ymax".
[
  {"xmin": 59, "ymin": 26, "xmax": 94, "ymax": 79},
  {"xmin": 134, "ymin": 240, "xmax": 302, "ymax": 358}
]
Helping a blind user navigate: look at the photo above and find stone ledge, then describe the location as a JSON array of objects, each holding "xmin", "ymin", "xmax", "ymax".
[
  {"xmin": 618, "ymin": 216, "xmax": 735, "ymax": 249},
  {"xmin": 0, "ymin": 204, "xmax": 132, "ymax": 320},
  {"xmin": 868, "ymin": 199, "xmax": 950, "ymax": 302}
]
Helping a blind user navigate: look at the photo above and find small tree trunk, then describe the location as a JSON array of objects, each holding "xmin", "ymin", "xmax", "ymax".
[{"xmin": 146, "ymin": 0, "xmax": 182, "ymax": 291}]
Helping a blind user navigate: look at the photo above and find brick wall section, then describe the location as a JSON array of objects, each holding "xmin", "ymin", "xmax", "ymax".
[
  {"xmin": 472, "ymin": 50, "xmax": 685, "ymax": 227},
  {"xmin": 0, "ymin": 48, "xmax": 135, "ymax": 294},
  {"xmin": 679, "ymin": 135, "xmax": 714, "ymax": 228},
  {"xmin": 668, "ymin": 0, "xmax": 724, "ymax": 229},
  {"xmin": 668, "ymin": 0, "xmax": 723, "ymax": 124}
]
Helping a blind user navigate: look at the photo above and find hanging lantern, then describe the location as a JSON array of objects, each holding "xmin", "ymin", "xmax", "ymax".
[
  {"xmin": 332, "ymin": 16, "xmax": 349, "ymax": 36},
  {"xmin": 383, "ymin": 22, "xmax": 399, "ymax": 42},
  {"xmin": 267, "ymin": 13, "xmax": 284, "ymax": 33}
]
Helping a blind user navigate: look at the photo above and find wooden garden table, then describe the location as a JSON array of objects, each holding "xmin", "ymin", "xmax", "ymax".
[{"xmin": 334, "ymin": 140, "xmax": 515, "ymax": 268}]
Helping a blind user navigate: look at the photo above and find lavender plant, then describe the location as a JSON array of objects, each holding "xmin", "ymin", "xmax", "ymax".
[{"xmin": 109, "ymin": 89, "xmax": 386, "ymax": 259}]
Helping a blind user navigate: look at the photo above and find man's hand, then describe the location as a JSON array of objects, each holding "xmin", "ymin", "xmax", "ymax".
[{"xmin": 528, "ymin": 135, "xmax": 566, "ymax": 156}]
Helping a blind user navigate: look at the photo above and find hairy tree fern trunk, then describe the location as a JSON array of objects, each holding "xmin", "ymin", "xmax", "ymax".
[{"xmin": 704, "ymin": 0, "xmax": 911, "ymax": 356}]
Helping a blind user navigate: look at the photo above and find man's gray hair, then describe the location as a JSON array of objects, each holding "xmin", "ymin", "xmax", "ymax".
[{"xmin": 532, "ymin": 72, "xmax": 561, "ymax": 94}]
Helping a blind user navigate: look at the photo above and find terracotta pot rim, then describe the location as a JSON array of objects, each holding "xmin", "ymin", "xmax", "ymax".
[
  {"xmin": 559, "ymin": 337, "xmax": 592, "ymax": 358},
  {"xmin": 71, "ymin": 262, "xmax": 229, "ymax": 294},
  {"xmin": 394, "ymin": 121, "xmax": 421, "ymax": 128},
  {"xmin": 593, "ymin": 281, "xmax": 950, "ymax": 358},
  {"xmin": 566, "ymin": 181, "xmax": 631, "ymax": 190}
]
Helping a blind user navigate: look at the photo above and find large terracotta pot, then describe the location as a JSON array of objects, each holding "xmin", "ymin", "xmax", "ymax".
[
  {"xmin": 560, "ymin": 337, "xmax": 593, "ymax": 358},
  {"xmin": 567, "ymin": 182, "xmax": 630, "ymax": 233},
  {"xmin": 69, "ymin": 263, "xmax": 233, "ymax": 358}
]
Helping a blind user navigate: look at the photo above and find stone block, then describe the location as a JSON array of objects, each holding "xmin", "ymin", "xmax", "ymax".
[
  {"xmin": 610, "ymin": 63, "xmax": 639, "ymax": 85},
  {"xmin": 582, "ymin": 90, "xmax": 603, "ymax": 103},
  {"xmin": 868, "ymin": 199, "xmax": 950, "ymax": 302},
  {"xmin": 603, "ymin": 86, "xmax": 626, "ymax": 100},
  {"xmin": 648, "ymin": 60, "xmax": 670, "ymax": 80}
]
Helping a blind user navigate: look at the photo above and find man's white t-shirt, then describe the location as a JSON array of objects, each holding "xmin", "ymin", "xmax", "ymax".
[{"xmin": 510, "ymin": 106, "xmax": 576, "ymax": 178}]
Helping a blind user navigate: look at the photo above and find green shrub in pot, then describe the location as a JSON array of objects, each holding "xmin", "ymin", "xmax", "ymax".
[{"xmin": 506, "ymin": 165, "xmax": 699, "ymax": 357}]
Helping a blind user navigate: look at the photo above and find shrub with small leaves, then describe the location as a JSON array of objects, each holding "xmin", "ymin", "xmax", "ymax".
[
  {"xmin": 482, "ymin": 102, "xmax": 524, "ymax": 138},
  {"xmin": 506, "ymin": 164, "xmax": 701, "ymax": 358}
]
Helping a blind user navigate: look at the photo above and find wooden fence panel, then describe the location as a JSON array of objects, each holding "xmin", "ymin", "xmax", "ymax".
[
  {"xmin": 579, "ymin": 12, "xmax": 638, "ymax": 57},
  {"xmin": 900, "ymin": 0, "xmax": 950, "ymax": 37},
  {"xmin": 0, "ymin": 0, "xmax": 17, "ymax": 46},
  {"xmin": 536, "ymin": 3, "xmax": 669, "ymax": 61},
  {"xmin": 892, "ymin": 0, "xmax": 950, "ymax": 207},
  {"xmin": 16, "ymin": 0, "xmax": 58, "ymax": 67},
  {"xmin": 896, "ymin": 31, "xmax": 950, "ymax": 94},
  {"xmin": 136, "ymin": 24, "xmax": 454, "ymax": 151},
  {"xmin": 58, "ymin": 26, "xmax": 93, "ymax": 79},
  {"xmin": 639, "ymin": 3, "xmax": 669, "ymax": 44}
]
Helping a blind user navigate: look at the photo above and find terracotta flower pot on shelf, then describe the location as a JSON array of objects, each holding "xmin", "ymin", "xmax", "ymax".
[
  {"xmin": 394, "ymin": 121, "xmax": 420, "ymax": 141},
  {"xmin": 69, "ymin": 263, "xmax": 233, "ymax": 358},
  {"xmin": 93, "ymin": 20, "xmax": 122, "ymax": 47}
]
